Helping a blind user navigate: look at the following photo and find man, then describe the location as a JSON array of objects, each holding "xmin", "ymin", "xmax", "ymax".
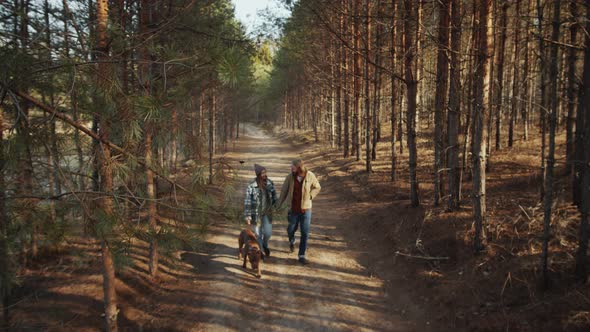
[
  {"xmin": 244, "ymin": 164, "xmax": 277, "ymax": 258},
  {"xmin": 278, "ymin": 159, "xmax": 321, "ymax": 264}
]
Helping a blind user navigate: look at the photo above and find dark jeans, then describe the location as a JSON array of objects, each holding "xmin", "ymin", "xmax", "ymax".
[{"xmin": 287, "ymin": 209, "xmax": 312, "ymax": 258}]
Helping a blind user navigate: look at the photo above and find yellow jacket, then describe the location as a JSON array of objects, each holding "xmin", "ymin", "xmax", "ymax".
[{"xmin": 278, "ymin": 171, "xmax": 321, "ymax": 210}]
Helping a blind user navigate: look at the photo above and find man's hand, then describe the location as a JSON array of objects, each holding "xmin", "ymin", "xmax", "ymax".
[{"xmin": 245, "ymin": 216, "xmax": 252, "ymax": 225}]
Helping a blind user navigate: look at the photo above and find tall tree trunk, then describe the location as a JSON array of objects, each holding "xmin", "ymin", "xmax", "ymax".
[
  {"xmin": 337, "ymin": 3, "xmax": 344, "ymax": 150},
  {"xmin": 212, "ymin": 93, "xmax": 216, "ymax": 155},
  {"xmin": 399, "ymin": 14, "xmax": 405, "ymax": 157},
  {"xmin": 472, "ymin": 0, "xmax": 491, "ymax": 252},
  {"xmin": 404, "ymin": 0, "xmax": 420, "ymax": 207},
  {"xmin": 485, "ymin": 2, "xmax": 496, "ymax": 171},
  {"xmin": 223, "ymin": 100, "xmax": 230, "ymax": 151},
  {"xmin": 294, "ymin": 89, "xmax": 298, "ymax": 130},
  {"xmin": 447, "ymin": 0, "xmax": 461, "ymax": 211},
  {"xmin": 44, "ymin": 0, "xmax": 57, "ymax": 225},
  {"xmin": 521, "ymin": 0, "xmax": 533, "ymax": 142},
  {"xmin": 494, "ymin": 2, "xmax": 508, "ymax": 151},
  {"xmin": 14, "ymin": 0, "xmax": 35, "ymax": 264},
  {"xmin": 312, "ymin": 93, "xmax": 319, "ymax": 142},
  {"xmin": 45, "ymin": 0, "xmax": 61, "ymax": 198},
  {"xmin": 460, "ymin": 2, "xmax": 477, "ymax": 199},
  {"xmin": 100, "ymin": 240, "xmax": 117, "ymax": 332},
  {"xmin": 573, "ymin": 63, "xmax": 586, "ymax": 206},
  {"xmin": 140, "ymin": 0, "xmax": 159, "ymax": 279},
  {"xmin": 558, "ymin": 34, "xmax": 568, "ymax": 129},
  {"xmin": 171, "ymin": 107, "xmax": 178, "ymax": 171},
  {"xmin": 11, "ymin": 0, "xmax": 18, "ymax": 46},
  {"xmin": 198, "ymin": 90, "xmax": 205, "ymax": 159},
  {"xmin": 398, "ymin": 19, "xmax": 404, "ymax": 157},
  {"xmin": 354, "ymin": 0, "xmax": 362, "ymax": 161},
  {"xmin": 434, "ymin": 0, "xmax": 450, "ymax": 206},
  {"xmin": 390, "ymin": 0, "xmax": 398, "ymax": 182},
  {"xmin": 191, "ymin": 93, "xmax": 198, "ymax": 156},
  {"xmin": 89, "ymin": 0, "xmax": 100, "ymax": 241},
  {"xmin": 330, "ymin": 39, "xmax": 336, "ymax": 148},
  {"xmin": 364, "ymin": 0, "xmax": 372, "ymax": 172},
  {"xmin": 236, "ymin": 104, "xmax": 240, "ymax": 139},
  {"xmin": 96, "ymin": 0, "xmax": 118, "ymax": 329},
  {"xmin": 575, "ymin": 0, "xmax": 590, "ymax": 279},
  {"xmin": 343, "ymin": 0, "xmax": 350, "ymax": 158},
  {"xmin": 541, "ymin": 0, "xmax": 561, "ymax": 289},
  {"xmin": 44, "ymin": 118, "xmax": 57, "ymax": 224},
  {"xmin": 415, "ymin": 0, "xmax": 424, "ymax": 133},
  {"xmin": 0, "ymin": 102, "xmax": 11, "ymax": 328},
  {"xmin": 209, "ymin": 92, "xmax": 216, "ymax": 184},
  {"xmin": 538, "ymin": 0, "xmax": 548, "ymax": 201},
  {"xmin": 146, "ymin": 125, "xmax": 158, "ymax": 277},
  {"xmin": 509, "ymin": 1, "xmax": 521, "ymax": 148},
  {"xmin": 565, "ymin": 0, "xmax": 579, "ymax": 173},
  {"xmin": 371, "ymin": 0, "xmax": 382, "ymax": 162},
  {"xmin": 92, "ymin": 113, "xmax": 100, "ymax": 193},
  {"xmin": 66, "ymin": 3, "xmax": 85, "ymax": 191}
]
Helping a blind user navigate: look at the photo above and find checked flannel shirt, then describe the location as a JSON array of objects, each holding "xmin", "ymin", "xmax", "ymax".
[{"xmin": 243, "ymin": 178, "xmax": 277, "ymax": 223}]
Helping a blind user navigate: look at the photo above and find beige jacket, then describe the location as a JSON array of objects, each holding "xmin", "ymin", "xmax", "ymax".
[{"xmin": 278, "ymin": 171, "xmax": 321, "ymax": 210}]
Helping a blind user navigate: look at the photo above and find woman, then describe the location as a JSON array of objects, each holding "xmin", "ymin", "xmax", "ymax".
[{"xmin": 244, "ymin": 164, "xmax": 277, "ymax": 258}]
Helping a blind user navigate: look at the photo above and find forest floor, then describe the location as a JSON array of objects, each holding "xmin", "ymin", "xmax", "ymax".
[
  {"xmin": 6, "ymin": 123, "xmax": 590, "ymax": 331},
  {"xmin": 268, "ymin": 121, "xmax": 590, "ymax": 332}
]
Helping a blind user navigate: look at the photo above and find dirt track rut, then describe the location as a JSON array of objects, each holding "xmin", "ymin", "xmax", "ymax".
[{"xmin": 183, "ymin": 124, "xmax": 418, "ymax": 331}]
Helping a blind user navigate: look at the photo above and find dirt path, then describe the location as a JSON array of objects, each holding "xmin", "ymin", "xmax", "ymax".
[{"xmin": 180, "ymin": 124, "xmax": 424, "ymax": 331}]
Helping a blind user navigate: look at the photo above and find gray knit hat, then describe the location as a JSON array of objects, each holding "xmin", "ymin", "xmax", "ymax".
[{"xmin": 254, "ymin": 164, "xmax": 266, "ymax": 176}]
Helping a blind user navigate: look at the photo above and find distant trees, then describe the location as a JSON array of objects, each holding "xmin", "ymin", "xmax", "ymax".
[{"xmin": 264, "ymin": 0, "xmax": 590, "ymax": 281}]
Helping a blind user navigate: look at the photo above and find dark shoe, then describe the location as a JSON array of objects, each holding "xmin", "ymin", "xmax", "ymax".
[
  {"xmin": 298, "ymin": 257, "xmax": 307, "ymax": 265},
  {"xmin": 289, "ymin": 243, "xmax": 295, "ymax": 253},
  {"xmin": 264, "ymin": 247, "xmax": 270, "ymax": 257}
]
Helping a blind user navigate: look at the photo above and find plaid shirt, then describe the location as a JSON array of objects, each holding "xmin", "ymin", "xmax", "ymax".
[{"xmin": 244, "ymin": 178, "xmax": 277, "ymax": 222}]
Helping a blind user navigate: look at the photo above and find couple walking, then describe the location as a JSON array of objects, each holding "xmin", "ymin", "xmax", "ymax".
[{"xmin": 243, "ymin": 159, "xmax": 321, "ymax": 264}]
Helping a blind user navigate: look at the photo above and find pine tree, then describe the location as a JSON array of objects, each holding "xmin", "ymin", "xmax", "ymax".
[
  {"xmin": 447, "ymin": 0, "xmax": 461, "ymax": 211},
  {"xmin": 574, "ymin": 0, "xmax": 590, "ymax": 281},
  {"xmin": 472, "ymin": 0, "xmax": 492, "ymax": 252},
  {"xmin": 404, "ymin": 0, "xmax": 420, "ymax": 207},
  {"xmin": 433, "ymin": 0, "xmax": 450, "ymax": 206},
  {"xmin": 540, "ymin": 0, "xmax": 562, "ymax": 289}
]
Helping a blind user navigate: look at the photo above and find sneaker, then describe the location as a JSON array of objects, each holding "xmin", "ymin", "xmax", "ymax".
[
  {"xmin": 298, "ymin": 257, "xmax": 307, "ymax": 264},
  {"xmin": 264, "ymin": 247, "xmax": 270, "ymax": 257},
  {"xmin": 289, "ymin": 243, "xmax": 295, "ymax": 253}
]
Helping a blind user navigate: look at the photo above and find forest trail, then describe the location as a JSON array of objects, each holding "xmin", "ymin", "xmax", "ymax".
[{"xmin": 182, "ymin": 124, "xmax": 424, "ymax": 331}]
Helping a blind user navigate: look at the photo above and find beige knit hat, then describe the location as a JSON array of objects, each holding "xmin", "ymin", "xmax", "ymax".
[
  {"xmin": 291, "ymin": 159, "xmax": 307, "ymax": 174},
  {"xmin": 291, "ymin": 159, "xmax": 303, "ymax": 167}
]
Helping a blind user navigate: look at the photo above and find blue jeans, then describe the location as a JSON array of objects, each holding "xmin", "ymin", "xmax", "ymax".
[
  {"xmin": 287, "ymin": 210, "xmax": 312, "ymax": 258},
  {"xmin": 255, "ymin": 215, "xmax": 272, "ymax": 251}
]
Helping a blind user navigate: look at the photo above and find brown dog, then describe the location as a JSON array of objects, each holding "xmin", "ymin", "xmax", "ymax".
[{"xmin": 238, "ymin": 229, "xmax": 262, "ymax": 278}]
